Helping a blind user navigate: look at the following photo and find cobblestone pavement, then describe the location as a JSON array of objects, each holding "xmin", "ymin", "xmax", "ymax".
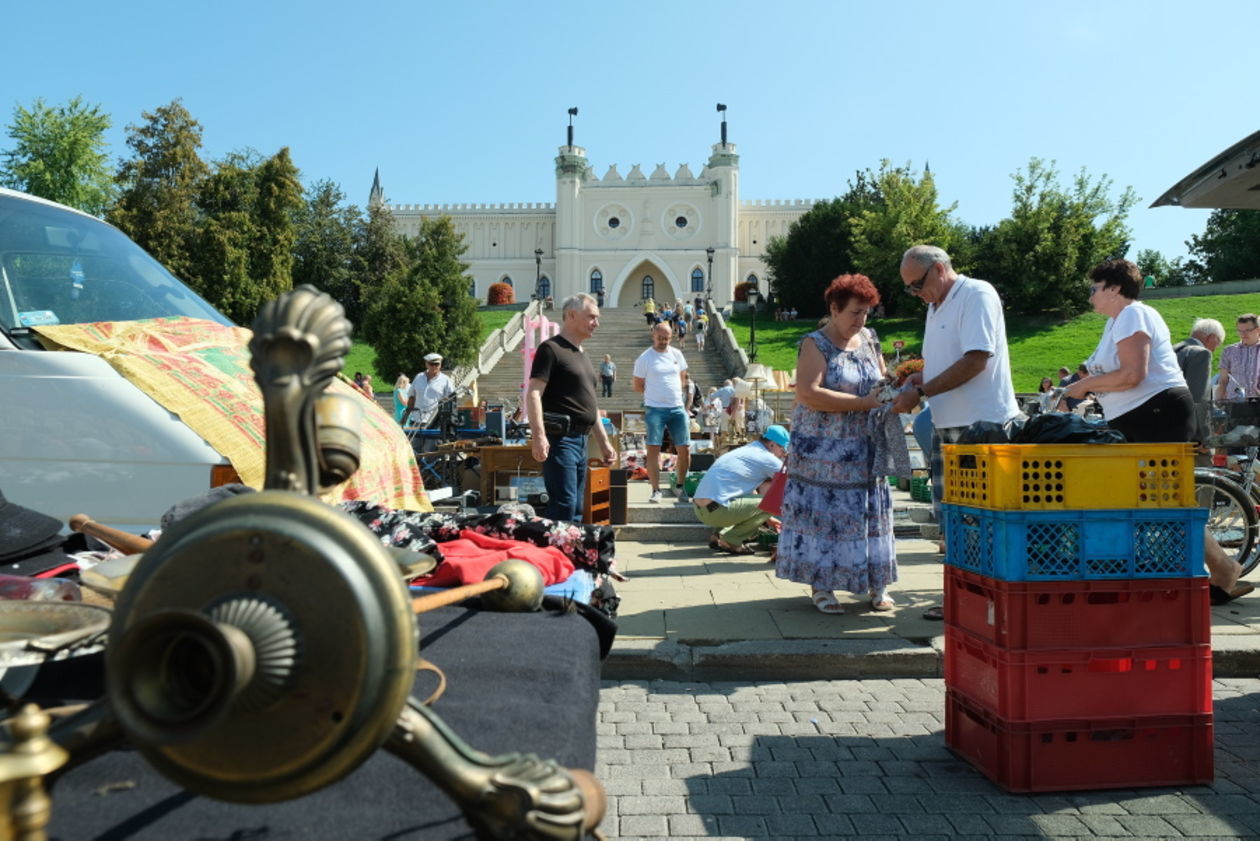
[{"xmin": 596, "ymin": 678, "xmax": 1260, "ymax": 840}]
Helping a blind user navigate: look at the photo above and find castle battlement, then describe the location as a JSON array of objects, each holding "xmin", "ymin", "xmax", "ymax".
[
  {"xmin": 390, "ymin": 202, "xmax": 556, "ymax": 213},
  {"xmin": 740, "ymin": 199, "xmax": 818, "ymax": 208}
]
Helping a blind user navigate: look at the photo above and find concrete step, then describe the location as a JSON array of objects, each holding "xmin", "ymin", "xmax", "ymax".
[
  {"xmin": 626, "ymin": 499, "xmax": 701, "ymax": 523},
  {"xmin": 614, "ymin": 522, "xmax": 712, "ymax": 541}
]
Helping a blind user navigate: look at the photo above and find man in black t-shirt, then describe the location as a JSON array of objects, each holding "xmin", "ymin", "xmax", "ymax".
[{"xmin": 527, "ymin": 293, "xmax": 616, "ymax": 522}]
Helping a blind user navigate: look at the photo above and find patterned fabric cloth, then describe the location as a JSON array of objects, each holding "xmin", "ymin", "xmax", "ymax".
[
  {"xmin": 34, "ymin": 317, "xmax": 429, "ymax": 512},
  {"xmin": 775, "ymin": 328, "xmax": 897, "ymax": 594}
]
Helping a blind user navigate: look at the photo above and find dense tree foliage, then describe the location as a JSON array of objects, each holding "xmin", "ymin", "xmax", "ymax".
[
  {"xmin": 109, "ymin": 100, "xmax": 209, "ymax": 284},
  {"xmin": 1184, "ymin": 209, "xmax": 1260, "ymax": 284},
  {"xmin": 970, "ymin": 158, "xmax": 1135, "ymax": 316},
  {"xmin": 763, "ymin": 171, "xmax": 880, "ymax": 317},
  {"xmin": 0, "ymin": 96, "xmax": 115, "ymax": 215},
  {"xmin": 848, "ymin": 162, "xmax": 966, "ymax": 315},
  {"xmin": 352, "ymin": 202, "xmax": 409, "ymax": 342},
  {"xmin": 1136, "ymin": 248, "xmax": 1194, "ymax": 288},
  {"xmin": 363, "ymin": 215, "xmax": 475, "ymax": 382},
  {"xmin": 294, "ymin": 180, "xmax": 363, "ymax": 324}
]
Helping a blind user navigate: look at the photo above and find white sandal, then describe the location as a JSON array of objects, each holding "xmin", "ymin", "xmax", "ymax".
[{"xmin": 811, "ymin": 589, "xmax": 844, "ymax": 614}]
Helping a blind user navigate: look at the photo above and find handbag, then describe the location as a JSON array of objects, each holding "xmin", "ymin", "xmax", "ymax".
[{"xmin": 758, "ymin": 467, "xmax": 788, "ymax": 515}]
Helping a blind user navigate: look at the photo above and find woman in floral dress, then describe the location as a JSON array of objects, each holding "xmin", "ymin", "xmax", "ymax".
[{"xmin": 775, "ymin": 274, "xmax": 898, "ymax": 614}]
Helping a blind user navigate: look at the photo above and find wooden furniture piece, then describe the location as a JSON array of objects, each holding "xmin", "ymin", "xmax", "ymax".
[
  {"xmin": 478, "ymin": 446, "xmax": 610, "ymax": 524},
  {"xmin": 585, "ymin": 466, "xmax": 611, "ymax": 526}
]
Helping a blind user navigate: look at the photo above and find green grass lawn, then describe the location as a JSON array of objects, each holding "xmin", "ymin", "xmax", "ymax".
[
  {"xmin": 729, "ymin": 291, "xmax": 1257, "ymax": 392},
  {"xmin": 342, "ymin": 308, "xmax": 519, "ymax": 383}
]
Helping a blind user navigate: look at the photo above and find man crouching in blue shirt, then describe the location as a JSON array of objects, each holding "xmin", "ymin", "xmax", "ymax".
[{"xmin": 691, "ymin": 425, "xmax": 789, "ymax": 554}]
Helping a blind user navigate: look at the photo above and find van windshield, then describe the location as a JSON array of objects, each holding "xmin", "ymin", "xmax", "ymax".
[{"xmin": 0, "ymin": 192, "xmax": 231, "ymax": 332}]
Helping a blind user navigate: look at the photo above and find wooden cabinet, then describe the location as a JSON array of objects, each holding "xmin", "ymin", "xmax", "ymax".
[{"xmin": 584, "ymin": 466, "xmax": 611, "ymax": 526}]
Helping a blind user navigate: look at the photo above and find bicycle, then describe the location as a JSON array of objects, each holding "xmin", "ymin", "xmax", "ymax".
[{"xmin": 1194, "ymin": 400, "xmax": 1260, "ymax": 577}]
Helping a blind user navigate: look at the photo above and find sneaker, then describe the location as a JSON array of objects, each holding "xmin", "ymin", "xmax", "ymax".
[
  {"xmin": 649, "ymin": 489, "xmax": 662, "ymax": 503},
  {"xmin": 675, "ymin": 488, "xmax": 691, "ymax": 505}
]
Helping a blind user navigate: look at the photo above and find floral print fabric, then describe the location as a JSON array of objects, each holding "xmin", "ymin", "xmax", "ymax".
[{"xmin": 774, "ymin": 328, "xmax": 897, "ymax": 594}]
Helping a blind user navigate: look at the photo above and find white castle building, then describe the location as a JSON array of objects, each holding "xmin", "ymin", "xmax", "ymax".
[{"xmin": 385, "ymin": 121, "xmax": 815, "ymax": 308}]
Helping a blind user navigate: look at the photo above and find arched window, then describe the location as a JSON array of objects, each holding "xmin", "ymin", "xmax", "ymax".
[
  {"xmin": 746, "ymin": 273, "xmax": 758, "ymax": 288},
  {"xmin": 589, "ymin": 269, "xmax": 603, "ymax": 293},
  {"xmin": 500, "ymin": 275, "xmax": 513, "ymax": 288},
  {"xmin": 691, "ymin": 267, "xmax": 704, "ymax": 293},
  {"xmin": 641, "ymin": 275, "xmax": 655, "ymax": 301},
  {"xmin": 468, "ymin": 278, "xmax": 476, "ymax": 297},
  {"xmin": 537, "ymin": 276, "xmax": 551, "ymax": 300}
]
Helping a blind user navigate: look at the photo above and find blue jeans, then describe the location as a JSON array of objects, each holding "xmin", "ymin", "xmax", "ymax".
[
  {"xmin": 645, "ymin": 405, "xmax": 692, "ymax": 447},
  {"xmin": 542, "ymin": 433, "xmax": 588, "ymax": 523}
]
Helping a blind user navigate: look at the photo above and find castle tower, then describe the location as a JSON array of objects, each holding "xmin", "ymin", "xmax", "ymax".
[{"xmin": 554, "ymin": 112, "xmax": 589, "ymax": 300}]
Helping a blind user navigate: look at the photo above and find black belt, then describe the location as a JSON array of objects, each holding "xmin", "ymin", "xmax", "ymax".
[{"xmin": 698, "ymin": 500, "xmax": 722, "ymax": 512}]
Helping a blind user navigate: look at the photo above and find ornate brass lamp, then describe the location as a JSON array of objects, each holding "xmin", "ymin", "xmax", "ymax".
[{"xmin": 8, "ymin": 286, "xmax": 604, "ymax": 839}]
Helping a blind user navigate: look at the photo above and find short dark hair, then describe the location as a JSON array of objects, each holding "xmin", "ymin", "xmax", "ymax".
[
  {"xmin": 822, "ymin": 274, "xmax": 881, "ymax": 313},
  {"xmin": 1238, "ymin": 313, "xmax": 1258, "ymax": 328},
  {"xmin": 1087, "ymin": 258, "xmax": 1142, "ymax": 300}
]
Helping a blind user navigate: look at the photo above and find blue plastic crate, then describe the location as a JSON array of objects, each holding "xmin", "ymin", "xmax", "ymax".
[{"xmin": 942, "ymin": 504, "xmax": 1208, "ymax": 581}]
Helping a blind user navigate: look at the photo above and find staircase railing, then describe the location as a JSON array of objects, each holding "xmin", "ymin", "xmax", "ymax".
[
  {"xmin": 704, "ymin": 301, "xmax": 751, "ymax": 378},
  {"xmin": 450, "ymin": 299, "xmax": 542, "ymax": 394}
]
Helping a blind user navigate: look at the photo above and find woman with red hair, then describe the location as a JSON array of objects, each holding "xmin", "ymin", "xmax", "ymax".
[{"xmin": 775, "ymin": 274, "xmax": 899, "ymax": 614}]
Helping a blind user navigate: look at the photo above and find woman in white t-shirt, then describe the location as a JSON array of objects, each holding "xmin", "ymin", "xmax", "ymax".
[{"xmin": 1062, "ymin": 259, "xmax": 1193, "ymax": 443}]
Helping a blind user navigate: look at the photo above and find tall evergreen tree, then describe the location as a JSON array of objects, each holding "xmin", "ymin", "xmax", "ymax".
[
  {"xmin": 363, "ymin": 215, "xmax": 476, "ymax": 382},
  {"xmin": 353, "ymin": 201, "xmax": 409, "ymax": 344},
  {"xmin": 250, "ymin": 147, "xmax": 302, "ymax": 309},
  {"xmin": 0, "ymin": 96, "xmax": 115, "ymax": 215},
  {"xmin": 109, "ymin": 100, "xmax": 209, "ymax": 284},
  {"xmin": 190, "ymin": 151, "xmax": 260, "ymax": 324},
  {"xmin": 294, "ymin": 180, "xmax": 363, "ymax": 325}
]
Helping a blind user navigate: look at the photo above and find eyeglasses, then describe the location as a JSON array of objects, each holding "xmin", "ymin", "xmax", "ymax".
[
  {"xmin": 904, "ymin": 264, "xmax": 932, "ymax": 295},
  {"xmin": 1239, "ymin": 325, "xmax": 1258, "ymax": 335}
]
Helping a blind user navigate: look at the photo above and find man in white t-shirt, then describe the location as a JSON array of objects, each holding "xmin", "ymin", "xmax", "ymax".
[
  {"xmin": 405, "ymin": 352, "xmax": 456, "ymax": 429},
  {"xmin": 892, "ymin": 245, "xmax": 1021, "ymax": 523},
  {"xmin": 633, "ymin": 322, "xmax": 692, "ymax": 504}
]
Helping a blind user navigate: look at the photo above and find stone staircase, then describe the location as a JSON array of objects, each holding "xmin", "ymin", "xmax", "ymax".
[{"xmin": 471, "ymin": 307, "xmax": 733, "ymax": 414}]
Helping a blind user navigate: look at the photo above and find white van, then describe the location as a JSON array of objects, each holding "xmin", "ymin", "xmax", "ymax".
[{"xmin": 1, "ymin": 188, "xmax": 244, "ymax": 532}]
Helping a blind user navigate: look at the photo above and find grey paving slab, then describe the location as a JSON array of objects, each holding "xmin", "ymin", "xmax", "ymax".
[
  {"xmin": 593, "ymin": 677, "xmax": 1260, "ymax": 840},
  {"xmin": 607, "ymin": 487, "xmax": 1260, "ymax": 679}
]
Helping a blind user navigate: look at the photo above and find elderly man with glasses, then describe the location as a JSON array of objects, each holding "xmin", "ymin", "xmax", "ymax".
[
  {"xmin": 891, "ymin": 246, "xmax": 1020, "ymax": 595},
  {"xmin": 1214, "ymin": 314, "xmax": 1260, "ymax": 401}
]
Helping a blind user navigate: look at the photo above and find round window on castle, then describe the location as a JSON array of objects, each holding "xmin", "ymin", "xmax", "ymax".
[
  {"xmin": 675, "ymin": 216, "xmax": 688, "ymax": 228},
  {"xmin": 608, "ymin": 217, "xmax": 620, "ymax": 229}
]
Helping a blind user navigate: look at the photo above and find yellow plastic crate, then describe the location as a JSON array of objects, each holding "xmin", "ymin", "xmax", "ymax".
[{"xmin": 942, "ymin": 443, "xmax": 1195, "ymax": 510}]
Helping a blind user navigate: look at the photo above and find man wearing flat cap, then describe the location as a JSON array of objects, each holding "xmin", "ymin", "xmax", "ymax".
[{"xmin": 405, "ymin": 353, "xmax": 455, "ymax": 431}]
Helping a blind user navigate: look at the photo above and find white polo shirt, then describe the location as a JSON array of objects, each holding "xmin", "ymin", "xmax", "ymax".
[
  {"xmin": 922, "ymin": 275, "xmax": 1020, "ymax": 429},
  {"xmin": 633, "ymin": 346, "xmax": 688, "ymax": 408}
]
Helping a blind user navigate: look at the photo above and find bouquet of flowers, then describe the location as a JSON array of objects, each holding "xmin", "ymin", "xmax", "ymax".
[{"xmin": 892, "ymin": 357, "xmax": 924, "ymax": 386}]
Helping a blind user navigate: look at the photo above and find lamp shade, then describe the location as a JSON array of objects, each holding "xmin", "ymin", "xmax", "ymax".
[{"xmin": 744, "ymin": 363, "xmax": 773, "ymax": 384}]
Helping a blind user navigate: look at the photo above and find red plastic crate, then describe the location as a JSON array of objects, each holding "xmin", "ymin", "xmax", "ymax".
[
  {"xmin": 944, "ymin": 626, "xmax": 1212, "ymax": 721},
  {"xmin": 944, "ymin": 567, "xmax": 1210, "ymax": 650},
  {"xmin": 946, "ymin": 690, "xmax": 1214, "ymax": 792}
]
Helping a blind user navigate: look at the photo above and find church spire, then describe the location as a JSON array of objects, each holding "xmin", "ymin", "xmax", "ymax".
[{"xmin": 368, "ymin": 167, "xmax": 385, "ymax": 208}]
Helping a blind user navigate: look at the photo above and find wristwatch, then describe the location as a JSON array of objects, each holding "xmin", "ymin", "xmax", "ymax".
[{"xmin": 915, "ymin": 385, "xmax": 926, "ymax": 399}]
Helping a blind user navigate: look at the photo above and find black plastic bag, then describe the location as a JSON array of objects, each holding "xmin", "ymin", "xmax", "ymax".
[
  {"xmin": 1011, "ymin": 413, "xmax": 1124, "ymax": 445},
  {"xmin": 959, "ymin": 416, "xmax": 1027, "ymax": 444}
]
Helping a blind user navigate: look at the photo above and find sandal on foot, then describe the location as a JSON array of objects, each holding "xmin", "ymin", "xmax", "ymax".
[
  {"xmin": 922, "ymin": 605, "xmax": 944, "ymax": 621},
  {"xmin": 708, "ymin": 534, "xmax": 722, "ymax": 551},
  {"xmin": 870, "ymin": 592, "xmax": 896, "ymax": 612},
  {"xmin": 715, "ymin": 538, "xmax": 754, "ymax": 555},
  {"xmin": 811, "ymin": 590, "xmax": 844, "ymax": 614}
]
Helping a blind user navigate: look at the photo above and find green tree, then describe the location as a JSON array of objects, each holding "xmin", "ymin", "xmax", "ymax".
[
  {"xmin": 250, "ymin": 147, "xmax": 302, "ymax": 309},
  {"xmin": 1185, "ymin": 209, "xmax": 1260, "ymax": 284},
  {"xmin": 0, "ymin": 96, "xmax": 115, "ymax": 215},
  {"xmin": 763, "ymin": 171, "xmax": 881, "ymax": 317},
  {"xmin": 353, "ymin": 201, "xmax": 409, "ymax": 342},
  {"xmin": 109, "ymin": 100, "xmax": 209, "ymax": 284},
  {"xmin": 848, "ymin": 161, "xmax": 965, "ymax": 314},
  {"xmin": 363, "ymin": 215, "xmax": 476, "ymax": 381},
  {"xmin": 294, "ymin": 180, "xmax": 363, "ymax": 324},
  {"xmin": 972, "ymin": 158, "xmax": 1136, "ymax": 316},
  {"xmin": 1135, "ymin": 248, "xmax": 1194, "ymax": 288}
]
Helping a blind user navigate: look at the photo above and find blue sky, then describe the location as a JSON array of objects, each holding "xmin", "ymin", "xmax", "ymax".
[{"xmin": 2, "ymin": 0, "xmax": 1251, "ymax": 263}]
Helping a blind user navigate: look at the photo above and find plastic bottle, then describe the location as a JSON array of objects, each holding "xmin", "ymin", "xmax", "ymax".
[{"xmin": 0, "ymin": 575, "xmax": 82, "ymax": 602}]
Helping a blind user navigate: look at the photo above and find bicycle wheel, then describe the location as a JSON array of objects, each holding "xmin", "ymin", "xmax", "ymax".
[{"xmin": 1194, "ymin": 469, "xmax": 1259, "ymax": 574}]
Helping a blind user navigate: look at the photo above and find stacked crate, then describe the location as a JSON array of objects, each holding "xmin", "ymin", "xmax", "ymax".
[{"xmin": 939, "ymin": 443, "xmax": 1214, "ymax": 792}]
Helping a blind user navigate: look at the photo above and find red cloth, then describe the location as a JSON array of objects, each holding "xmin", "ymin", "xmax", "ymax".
[{"xmin": 415, "ymin": 529, "xmax": 576, "ymax": 588}]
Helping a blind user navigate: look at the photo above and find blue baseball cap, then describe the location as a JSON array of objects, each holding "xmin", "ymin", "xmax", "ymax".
[{"xmin": 763, "ymin": 425, "xmax": 790, "ymax": 451}]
